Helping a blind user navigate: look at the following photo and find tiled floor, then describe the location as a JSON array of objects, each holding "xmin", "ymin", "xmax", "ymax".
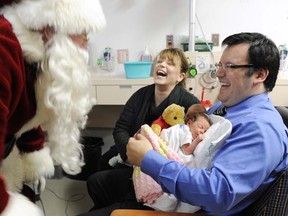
[
  {"xmin": 36, "ymin": 128, "xmax": 114, "ymax": 216},
  {"xmin": 37, "ymin": 176, "xmax": 93, "ymax": 216}
]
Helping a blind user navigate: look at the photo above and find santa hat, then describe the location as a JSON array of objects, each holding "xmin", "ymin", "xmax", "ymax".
[{"xmin": 13, "ymin": 0, "xmax": 106, "ymax": 35}]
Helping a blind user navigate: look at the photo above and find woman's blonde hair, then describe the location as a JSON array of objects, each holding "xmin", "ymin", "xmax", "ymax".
[{"xmin": 156, "ymin": 48, "xmax": 189, "ymax": 88}]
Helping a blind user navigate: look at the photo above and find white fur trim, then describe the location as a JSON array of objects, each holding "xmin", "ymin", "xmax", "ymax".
[
  {"xmin": 1, "ymin": 192, "xmax": 43, "ymax": 216},
  {"xmin": 0, "ymin": 147, "xmax": 24, "ymax": 192},
  {"xmin": 1, "ymin": 5, "xmax": 45, "ymax": 62},
  {"xmin": 21, "ymin": 146, "xmax": 55, "ymax": 183},
  {"xmin": 14, "ymin": 0, "xmax": 106, "ymax": 34}
]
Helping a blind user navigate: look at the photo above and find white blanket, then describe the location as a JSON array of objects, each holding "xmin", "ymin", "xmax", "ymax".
[{"xmin": 193, "ymin": 114, "xmax": 232, "ymax": 168}]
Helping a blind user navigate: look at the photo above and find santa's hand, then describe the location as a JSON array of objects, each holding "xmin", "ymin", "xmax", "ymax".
[{"xmin": 126, "ymin": 134, "xmax": 153, "ymax": 166}]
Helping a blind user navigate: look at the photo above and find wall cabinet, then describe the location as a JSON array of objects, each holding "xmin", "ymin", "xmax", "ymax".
[
  {"xmin": 90, "ymin": 74, "xmax": 221, "ymax": 106},
  {"xmin": 88, "ymin": 73, "xmax": 288, "ymax": 128},
  {"xmin": 91, "ymin": 76, "xmax": 152, "ymax": 105}
]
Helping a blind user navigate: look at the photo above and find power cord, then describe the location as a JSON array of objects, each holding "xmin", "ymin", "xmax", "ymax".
[
  {"xmin": 195, "ymin": 14, "xmax": 214, "ymax": 58},
  {"xmin": 38, "ymin": 197, "xmax": 46, "ymax": 216},
  {"xmin": 38, "ymin": 186, "xmax": 86, "ymax": 216}
]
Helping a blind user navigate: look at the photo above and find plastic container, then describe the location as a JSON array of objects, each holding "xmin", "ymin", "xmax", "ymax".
[
  {"xmin": 140, "ymin": 46, "xmax": 152, "ymax": 62},
  {"xmin": 181, "ymin": 42, "xmax": 213, "ymax": 52},
  {"xmin": 195, "ymin": 42, "xmax": 213, "ymax": 52},
  {"xmin": 124, "ymin": 62, "xmax": 152, "ymax": 79}
]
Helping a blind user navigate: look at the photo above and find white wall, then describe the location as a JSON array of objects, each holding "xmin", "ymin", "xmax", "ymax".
[
  {"xmin": 89, "ymin": 0, "xmax": 288, "ymax": 75},
  {"xmin": 195, "ymin": 0, "xmax": 288, "ymax": 48}
]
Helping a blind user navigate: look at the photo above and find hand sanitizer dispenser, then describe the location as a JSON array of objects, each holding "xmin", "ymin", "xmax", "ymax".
[{"xmin": 279, "ymin": 44, "xmax": 288, "ymax": 78}]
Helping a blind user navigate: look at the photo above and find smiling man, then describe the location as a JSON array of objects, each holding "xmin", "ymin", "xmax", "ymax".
[{"xmin": 126, "ymin": 32, "xmax": 288, "ymax": 215}]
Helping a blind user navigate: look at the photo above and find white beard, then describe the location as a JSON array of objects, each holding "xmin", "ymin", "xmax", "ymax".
[{"xmin": 35, "ymin": 34, "xmax": 96, "ymax": 175}]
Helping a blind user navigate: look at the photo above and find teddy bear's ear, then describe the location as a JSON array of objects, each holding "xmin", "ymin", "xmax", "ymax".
[
  {"xmin": 163, "ymin": 104, "xmax": 175, "ymax": 116},
  {"xmin": 162, "ymin": 104, "xmax": 185, "ymax": 125}
]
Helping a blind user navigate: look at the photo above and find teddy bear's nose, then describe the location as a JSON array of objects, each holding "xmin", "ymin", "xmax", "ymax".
[{"xmin": 174, "ymin": 117, "xmax": 177, "ymax": 120}]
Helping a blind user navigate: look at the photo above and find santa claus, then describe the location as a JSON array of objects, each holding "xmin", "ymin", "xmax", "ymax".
[{"xmin": 0, "ymin": 0, "xmax": 106, "ymax": 215}]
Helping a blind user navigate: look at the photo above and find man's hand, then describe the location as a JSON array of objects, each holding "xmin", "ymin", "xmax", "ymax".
[{"xmin": 126, "ymin": 133, "xmax": 153, "ymax": 166}]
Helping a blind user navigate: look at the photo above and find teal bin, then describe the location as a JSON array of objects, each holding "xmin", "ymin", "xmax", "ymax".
[{"xmin": 124, "ymin": 62, "xmax": 152, "ymax": 79}]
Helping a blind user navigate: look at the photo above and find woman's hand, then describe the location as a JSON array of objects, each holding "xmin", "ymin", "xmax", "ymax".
[{"xmin": 126, "ymin": 133, "xmax": 153, "ymax": 166}]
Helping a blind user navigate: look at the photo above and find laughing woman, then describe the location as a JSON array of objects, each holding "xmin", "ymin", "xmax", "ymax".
[{"xmin": 79, "ymin": 48, "xmax": 201, "ymax": 216}]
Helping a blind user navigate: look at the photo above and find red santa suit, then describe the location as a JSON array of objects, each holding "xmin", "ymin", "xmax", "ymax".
[
  {"xmin": 0, "ymin": 14, "xmax": 51, "ymax": 215},
  {"xmin": 0, "ymin": 0, "xmax": 106, "ymax": 215}
]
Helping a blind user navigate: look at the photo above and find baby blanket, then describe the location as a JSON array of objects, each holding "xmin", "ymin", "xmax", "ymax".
[{"xmin": 132, "ymin": 124, "xmax": 185, "ymax": 204}]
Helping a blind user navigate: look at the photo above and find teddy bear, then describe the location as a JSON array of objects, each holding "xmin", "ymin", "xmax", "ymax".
[
  {"xmin": 151, "ymin": 103, "xmax": 185, "ymax": 136},
  {"xmin": 109, "ymin": 104, "xmax": 186, "ymax": 167}
]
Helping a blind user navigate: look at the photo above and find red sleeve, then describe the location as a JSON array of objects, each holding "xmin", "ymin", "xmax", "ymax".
[
  {"xmin": 0, "ymin": 177, "xmax": 8, "ymax": 213},
  {"xmin": 0, "ymin": 16, "xmax": 25, "ymax": 213},
  {"xmin": 0, "ymin": 16, "xmax": 45, "ymax": 154},
  {"xmin": 0, "ymin": 15, "xmax": 26, "ymax": 158},
  {"xmin": 16, "ymin": 127, "xmax": 45, "ymax": 153},
  {"xmin": 0, "ymin": 15, "xmax": 45, "ymax": 213}
]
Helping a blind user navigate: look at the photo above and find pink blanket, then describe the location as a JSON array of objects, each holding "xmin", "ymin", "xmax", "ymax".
[{"xmin": 132, "ymin": 124, "xmax": 184, "ymax": 204}]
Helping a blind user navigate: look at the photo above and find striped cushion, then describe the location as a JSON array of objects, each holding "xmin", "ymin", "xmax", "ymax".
[{"xmin": 241, "ymin": 167, "xmax": 288, "ymax": 216}]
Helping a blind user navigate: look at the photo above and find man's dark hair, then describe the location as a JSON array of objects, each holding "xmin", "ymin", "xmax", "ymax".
[{"xmin": 222, "ymin": 32, "xmax": 280, "ymax": 92}]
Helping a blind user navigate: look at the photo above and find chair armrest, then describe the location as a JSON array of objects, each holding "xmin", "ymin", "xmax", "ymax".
[{"xmin": 110, "ymin": 209, "xmax": 207, "ymax": 216}]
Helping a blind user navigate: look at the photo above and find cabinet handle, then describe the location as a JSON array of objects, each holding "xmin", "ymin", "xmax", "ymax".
[{"xmin": 119, "ymin": 85, "xmax": 132, "ymax": 89}]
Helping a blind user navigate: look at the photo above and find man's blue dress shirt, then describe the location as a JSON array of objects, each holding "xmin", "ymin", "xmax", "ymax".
[{"xmin": 141, "ymin": 93, "xmax": 288, "ymax": 215}]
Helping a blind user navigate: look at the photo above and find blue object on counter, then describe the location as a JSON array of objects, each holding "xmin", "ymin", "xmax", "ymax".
[{"xmin": 124, "ymin": 62, "xmax": 152, "ymax": 79}]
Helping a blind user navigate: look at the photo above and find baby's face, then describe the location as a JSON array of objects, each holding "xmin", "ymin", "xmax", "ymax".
[{"xmin": 188, "ymin": 116, "xmax": 211, "ymax": 139}]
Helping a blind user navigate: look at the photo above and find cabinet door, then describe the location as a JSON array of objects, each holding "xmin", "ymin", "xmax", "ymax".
[
  {"xmin": 96, "ymin": 85, "xmax": 145, "ymax": 105},
  {"xmin": 269, "ymin": 85, "xmax": 288, "ymax": 106}
]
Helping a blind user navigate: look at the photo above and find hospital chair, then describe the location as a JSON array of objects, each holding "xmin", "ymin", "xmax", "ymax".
[{"xmin": 111, "ymin": 106, "xmax": 288, "ymax": 216}]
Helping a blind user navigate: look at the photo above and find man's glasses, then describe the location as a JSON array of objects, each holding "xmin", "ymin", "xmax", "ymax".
[{"xmin": 215, "ymin": 63, "xmax": 254, "ymax": 70}]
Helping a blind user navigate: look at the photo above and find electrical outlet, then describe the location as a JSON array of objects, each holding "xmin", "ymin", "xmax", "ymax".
[
  {"xmin": 166, "ymin": 35, "xmax": 174, "ymax": 48},
  {"xmin": 212, "ymin": 34, "xmax": 220, "ymax": 46}
]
